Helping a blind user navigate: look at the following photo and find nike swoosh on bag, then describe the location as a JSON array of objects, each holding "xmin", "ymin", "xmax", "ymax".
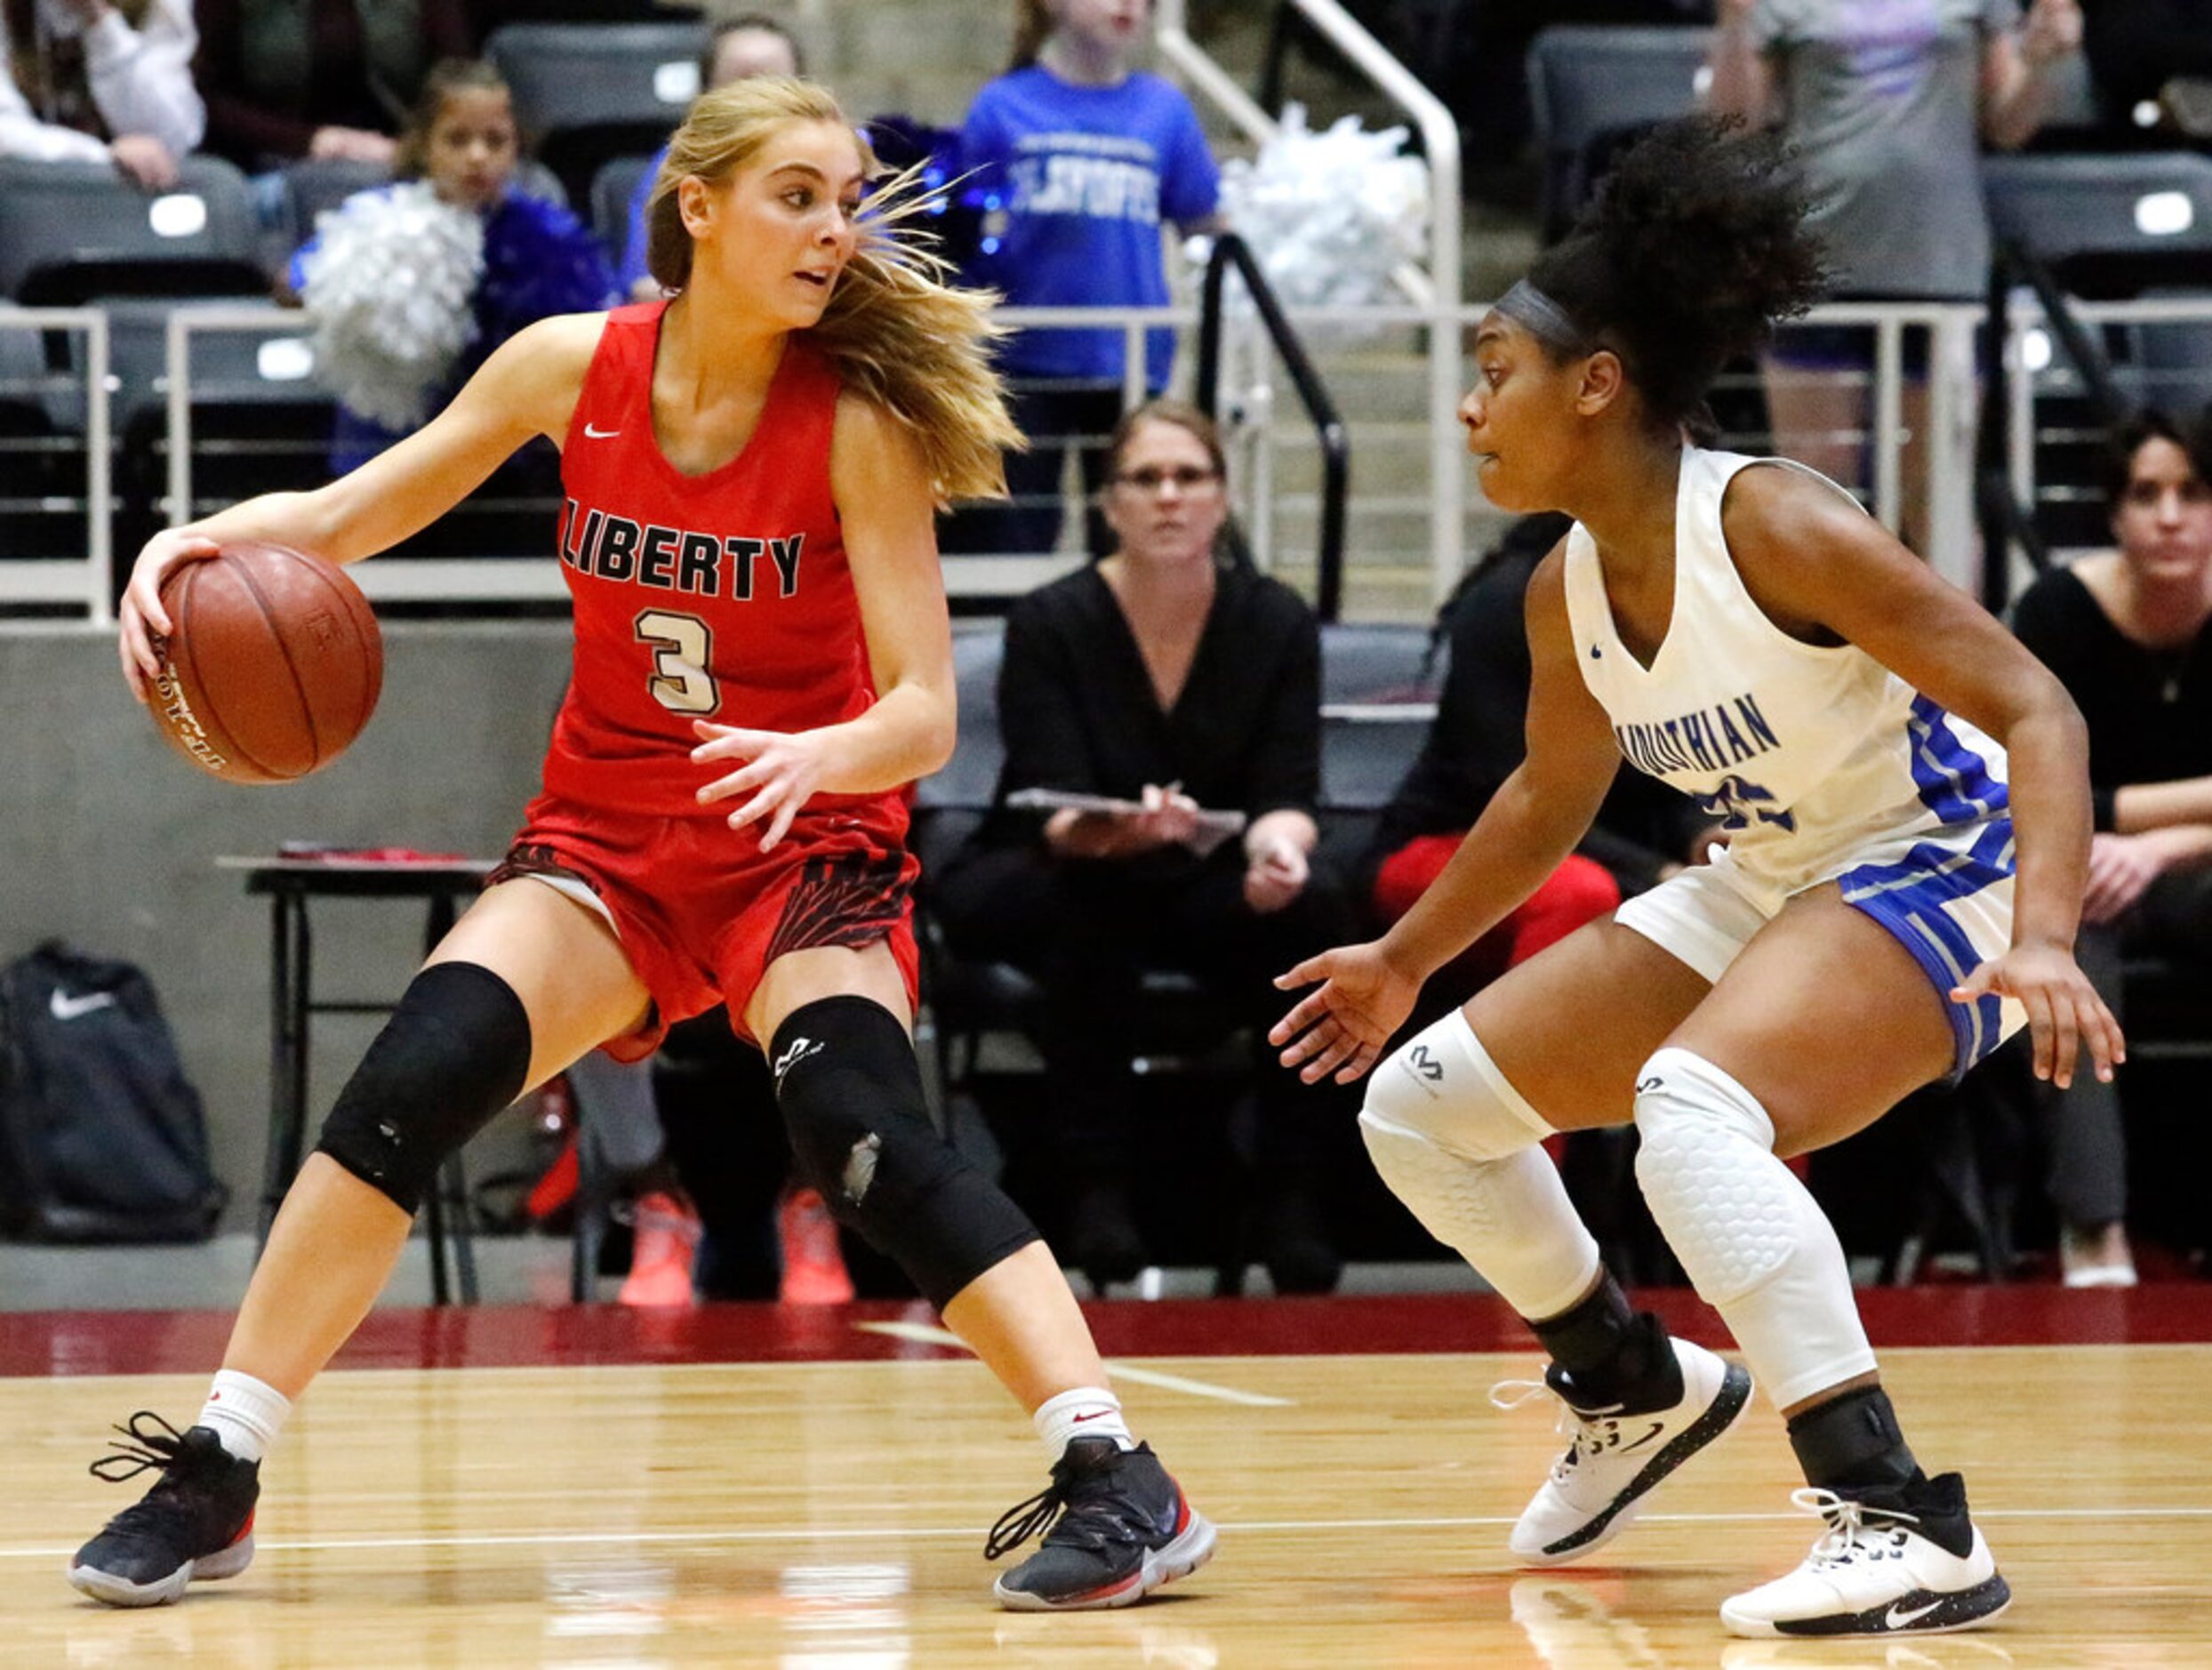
[
  {"xmin": 48, "ymin": 989, "xmax": 118, "ymax": 1022},
  {"xmin": 1886, "ymin": 1599, "xmax": 1943, "ymax": 1629},
  {"xmin": 584, "ymin": 422, "xmax": 621, "ymax": 438}
]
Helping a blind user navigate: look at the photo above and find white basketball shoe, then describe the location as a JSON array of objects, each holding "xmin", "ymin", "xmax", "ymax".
[
  {"xmin": 1720, "ymin": 1473, "xmax": 2011, "ymax": 1639},
  {"xmin": 1496, "ymin": 1336, "xmax": 1753, "ymax": 1566}
]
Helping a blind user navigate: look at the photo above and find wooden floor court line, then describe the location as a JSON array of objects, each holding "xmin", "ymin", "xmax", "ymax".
[
  {"xmin": 13, "ymin": 1342, "xmax": 2208, "ymax": 1665},
  {"xmin": 853, "ymin": 1318, "xmax": 1301, "ymax": 1404},
  {"xmin": 8, "ymin": 1500, "xmax": 2212, "ymax": 1564}
]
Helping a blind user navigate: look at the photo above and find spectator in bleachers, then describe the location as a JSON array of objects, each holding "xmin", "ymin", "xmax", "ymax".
[
  {"xmin": 192, "ymin": 0, "xmax": 471, "ymax": 172},
  {"xmin": 941, "ymin": 0, "xmax": 1223, "ymax": 561},
  {"xmin": 287, "ymin": 56, "xmax": 614, "ymax": 470},
  {"xmin": 0, "ymin": 0, "xmax": 204, "ymax": 187},
  {"xmin": 615, "ymin": 12, "xmax": 801, "ymax": 301},
  {"xmin": 2009, "ymin": 407, "xmax": 2212, "ymax": 1286},
  {"xmin": 1366, "ymin": 512, "xmax": 1715, "ymax": 1019},
  {"xmin": 1705, "ymin": 0, "xmax": 2083, "ymax": 528},
  {"xmin": 929, "ymin": 400, "xmax": 1356, "ymax": 1293}
]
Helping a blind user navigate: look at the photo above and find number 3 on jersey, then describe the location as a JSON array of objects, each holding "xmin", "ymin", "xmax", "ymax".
[{"xmin": 635, "ymin": 609, "xmax": 718, "ymax": 715}]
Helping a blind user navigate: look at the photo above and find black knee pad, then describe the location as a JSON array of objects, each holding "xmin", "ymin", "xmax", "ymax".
[
  {"xmin": 315, "ymin": 962, "xmax": 533, "ymax": 1214},
  {"xmin": 771, "ymin": 995, "xmax": 1037, "ymax": 1308}
]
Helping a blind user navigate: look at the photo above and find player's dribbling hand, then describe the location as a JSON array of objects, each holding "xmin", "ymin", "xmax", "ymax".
[
  {"xmin": 1951, "ymin": 941, "xmax": 2125, "ymax": 1090},
  {"xmin": 1270, "ymin": 939, "xmax": 1420, "ymax": 1086},
  {"xmin": 117, "ymin": 529, "xmax": 221, "ymax": 703},
  {"xmin": 691, "ymin": 721, "xmax": 837, "ymax": 852}
]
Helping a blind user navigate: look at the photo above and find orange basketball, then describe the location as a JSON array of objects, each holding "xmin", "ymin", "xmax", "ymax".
[{"xmin": 149, "ymin": 541, "xmax": 383, "ymax": 784}]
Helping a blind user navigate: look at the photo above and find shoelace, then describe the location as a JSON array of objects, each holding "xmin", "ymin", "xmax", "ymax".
[
  {"xmin": 1791, "ymin": 1487, "xmax": 1919, "ymax": 1568},
  {"xmin": 88, "ymin": 1411, "xmax": 193, "ymax": 1485},
  {"xmin": 983, "ymin": 1457, "xmax": 1150, "ymax": 1562},
  {"xmin": 1490, "ymin": 1379, "xmax": 1626, "ymax": 1480}
]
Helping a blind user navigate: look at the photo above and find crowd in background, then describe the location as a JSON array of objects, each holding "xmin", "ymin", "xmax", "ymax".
[{"xmin": 1, "ymin": 0, "xmax": 2207, "ymax": 1299}]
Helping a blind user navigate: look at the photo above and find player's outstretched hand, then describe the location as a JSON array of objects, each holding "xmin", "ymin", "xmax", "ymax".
[
  {"xmin": 118, "ymin": 530, "xmax": 221, "ymax": 703},
  {"xmin": 691, "ymin": 721, "xmax": 838, "ymax": 853},
  {"xmin": 1270, "ymin": 939, "xmax": 1421, "ymax": 1086},
  {"xmin": 1952, "ymin": 942, "xmax": 2125, "ymax": 1091}
]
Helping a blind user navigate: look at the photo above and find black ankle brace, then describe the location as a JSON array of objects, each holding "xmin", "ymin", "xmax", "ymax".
[{"xmin": 1787, "ymin": 1385, "xmax": 1921, "ymax": 1494}]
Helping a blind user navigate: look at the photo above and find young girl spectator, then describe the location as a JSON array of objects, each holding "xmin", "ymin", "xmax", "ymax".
[
  {"xmin": 0, "ymin": 0, "xmax": 203, "ymax": 188},
  {"xmin": 289, "ymin": 58, "xmax": 615, "ymax": 471},
  {"xmin": 945, "ymin": 0, "xmax": 1223, "ymax": 559}
]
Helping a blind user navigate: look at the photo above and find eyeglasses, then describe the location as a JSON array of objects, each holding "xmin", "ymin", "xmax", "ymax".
[{"xmin": 1111, "ymin": 465, "xmax": 1222, "ymax": 494}]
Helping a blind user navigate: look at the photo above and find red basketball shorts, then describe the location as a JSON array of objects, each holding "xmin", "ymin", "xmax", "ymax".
[{"xmin": 489, "ymin": 793, "xmax": 920, "ymax": 1057}]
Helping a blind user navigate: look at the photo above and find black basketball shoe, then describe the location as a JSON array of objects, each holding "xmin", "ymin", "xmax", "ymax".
[
  {"xmin": 68, "ymin": 1413, "xmax": 260, "ymax": 1607},
  {"xmin": 986, "ymin": 1437, "xmax": 1215, "ymax": 1610}
]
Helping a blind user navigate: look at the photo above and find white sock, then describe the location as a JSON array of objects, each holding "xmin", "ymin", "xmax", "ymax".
[
  {"xmin": 198, "ymin": 1369, "xmax": 292, "ymax": 1463},
  {"xmin": 1033, "ymin": 1386, "xmax": 1135, "ymax": 1458}
]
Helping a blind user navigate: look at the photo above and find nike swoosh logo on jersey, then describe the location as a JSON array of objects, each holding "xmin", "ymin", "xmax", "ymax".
[
  {"xmin": 1886, "ymin": 1599, "xmax": 1943, "ymax": 1629},
  {"xmin": 49, "ymin": 989, "xmax": 117, "ymax": 1021},
  {"xmin": 583, "ymin": 422, "xmax": 621, "ymax": 438}
]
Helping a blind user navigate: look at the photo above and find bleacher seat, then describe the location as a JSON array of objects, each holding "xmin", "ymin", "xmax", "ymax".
[
  {"xmin": 1984, "ymin": 151, "xmax": 2212, "ymax": 547},
  {"xmin": 0, "ymin": 157, "xmax": 262, "ymax": 304},
  {"xmin": 1984, "ymin": 150, "xmax": 2212, "ymax": 299},
  {"xmin": 485, "ymin": 21, "xmax": 707, "ymax": 207},
  {"xmin": 1526, "ymin": 25, "xmax": 1713, "ymax": 243}
]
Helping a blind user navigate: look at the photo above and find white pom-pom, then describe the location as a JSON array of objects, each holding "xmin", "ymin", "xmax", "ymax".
[
  {"xmin": 300, "ymin": 181, "xmax": 485, "ymax": 430},
  {"xmin": 1214, "ymin": 105, "xmax": 1431, "ymax": 342}
]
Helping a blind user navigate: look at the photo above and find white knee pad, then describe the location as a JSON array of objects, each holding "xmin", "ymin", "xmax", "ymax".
[
  {"xmin": 1358, "ymin": 1012, "xmax": 1599, "ymax": 1321},
  {"xmin": 1632, "ymin": 1047, "xmax": 1876, "ymax": 1407},
  {"xmin": 1361, "ymin": 1009, "xmax": 1556, "ymax": 1161}
]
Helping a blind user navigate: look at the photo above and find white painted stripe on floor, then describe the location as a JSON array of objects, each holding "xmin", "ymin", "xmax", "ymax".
[
  {"xmin": 852, "ymin": 1320, "xmax": 1295, "ymax": 1408},
  {"xmin": 17, "ymin": 1503, "xmax": 2212, "ymax": 1563}
]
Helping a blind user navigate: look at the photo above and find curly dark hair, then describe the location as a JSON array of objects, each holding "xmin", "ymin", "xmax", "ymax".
[{"xmin": 1525, "ymin": 116, "xmax": 1828, "ymax": 430}]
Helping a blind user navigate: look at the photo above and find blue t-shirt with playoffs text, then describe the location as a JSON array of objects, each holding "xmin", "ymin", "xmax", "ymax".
[{"xmin": 959, "ymin": 64, "xmax": 1219, "ymax": 387}]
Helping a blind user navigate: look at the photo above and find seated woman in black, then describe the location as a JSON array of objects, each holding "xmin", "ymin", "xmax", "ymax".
[
  {"xmin": 2009, "ymin": 405, "xmax": 2212, "ymax": 1287},
  {"xmin": 929, "ymin": 398, "xmax": 1358, "ymax": 1294}
]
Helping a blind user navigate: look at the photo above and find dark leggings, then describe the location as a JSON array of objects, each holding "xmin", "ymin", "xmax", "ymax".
[
  {"xmin": 2032, "ymin": 869, "xmax": 2212, "ymax": 1230},
  {"xmin": 929, "ymin": 839, "xmax": 1364, "ymax": 1177}
]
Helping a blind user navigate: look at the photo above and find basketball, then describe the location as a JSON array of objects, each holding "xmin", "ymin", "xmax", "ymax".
[{"xmin": 148, "ymin": 541, "xmax": 383, "ymax": 784}]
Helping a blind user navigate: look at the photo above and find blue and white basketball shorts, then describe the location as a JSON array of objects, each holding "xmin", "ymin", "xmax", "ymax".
[{"xmin": 1614, "ymin": 817, "xmax": 2025, "ymax": 1080}]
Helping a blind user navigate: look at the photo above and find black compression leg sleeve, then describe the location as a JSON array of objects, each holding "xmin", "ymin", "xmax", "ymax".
[
  {"xmin": 314, "ymin": 962, "xmax": 533, "ymax": 1214},
  {"xmin": 770, "ymin": 995, "xmax": 1038, "ymax": 1309}
]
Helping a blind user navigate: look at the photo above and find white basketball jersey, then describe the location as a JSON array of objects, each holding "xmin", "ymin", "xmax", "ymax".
[{"xmin": 1563, "ymin": 447, "xmax": 2009, "ymax": 893}]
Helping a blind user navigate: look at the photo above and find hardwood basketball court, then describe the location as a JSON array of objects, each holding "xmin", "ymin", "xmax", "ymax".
[{"xmin": 5, "ymin": 1289, "xmax": 2205, "ymax": 1666}]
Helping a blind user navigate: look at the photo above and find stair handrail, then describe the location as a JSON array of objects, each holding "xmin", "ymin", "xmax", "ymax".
[
  {"xmin": 1155, "ymin": 0, "xmax": 1463, "ymax": 605},
  {"xmin": 1197, "ymin": 231, "xmax": 1349, "ymax": 622}
]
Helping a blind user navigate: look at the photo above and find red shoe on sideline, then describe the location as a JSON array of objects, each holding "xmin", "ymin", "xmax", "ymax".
[
  {"xmin": 619, "ymin": 1192, "xmax": 701, "ymax": 1308},
  {"xmin": 779, "ymin": 1186, "xmax": 854, "ymax": 1305}
]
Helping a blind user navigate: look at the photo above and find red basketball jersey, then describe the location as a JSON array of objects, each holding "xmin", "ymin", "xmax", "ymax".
[{"xmin": 541, "ymin": 302, "xmax": 884, "ymax": 822}]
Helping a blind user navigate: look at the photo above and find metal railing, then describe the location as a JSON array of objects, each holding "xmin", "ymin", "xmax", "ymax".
[
  {"xmin": 1990, "ymin": 285, "xmax": 2212, "ymax": 608},
  {"xmin": 0, "ymin": 293, "xmax": 2073, "ymax": 622},
  {"xmin": 1155, "ymin": 0, "xmax": 1463, "ymax": 603},
  {"xmin": 1196, "ymin": 233, "xmax": 1348, "ymax": 621},
  {"xmin": 0, "ymin": 307, "xmax": 110, "ymax": 622}
]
